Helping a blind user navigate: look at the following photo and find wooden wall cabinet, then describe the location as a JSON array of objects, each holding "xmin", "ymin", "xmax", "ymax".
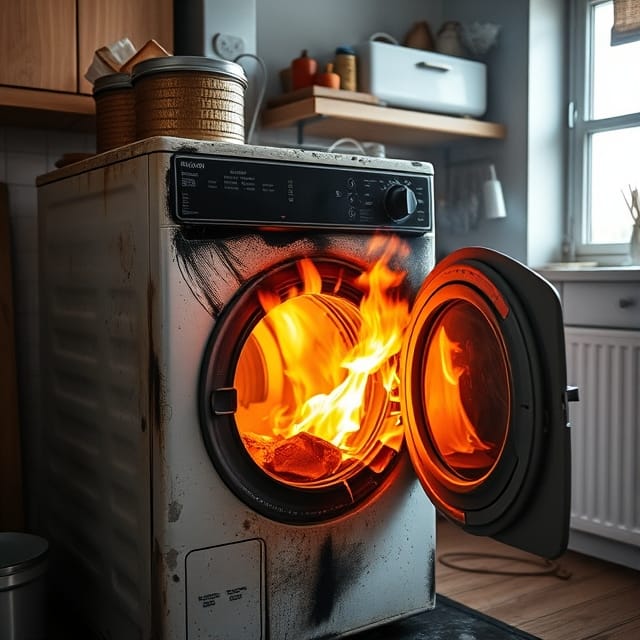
[
  {"xmin": 0, "ymin": 0, "xmax": 173, "ymax": 129},
  {"xmin": 77, "ymin": 0, "xmax": 173, "ymax": 95},
  {"xmin": 0, "ymin": 0, "xmax": 77, "ymax": 92}
]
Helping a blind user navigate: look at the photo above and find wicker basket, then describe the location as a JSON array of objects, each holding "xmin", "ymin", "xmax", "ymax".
[
  {"xmin": 93, "ymin": 73, "xmax": 136, "ymax": 153},
  {"xmin": 131, "ymin": 56, "xmax": 248, "ymax": 143}
]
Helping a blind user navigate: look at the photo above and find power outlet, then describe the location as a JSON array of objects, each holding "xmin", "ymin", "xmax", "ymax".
[{"xmin": 212, "ymin": 33, "xmax": 245, "ymax": 60}]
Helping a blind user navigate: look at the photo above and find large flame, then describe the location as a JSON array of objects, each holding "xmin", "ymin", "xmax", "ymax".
[
  {"xmin": 425, "ymin": 325, "xmax": 492, "ymax": 459},
  {"xmin": 235, "ymin": 238, "xmax": 410, "ymax": 482}
]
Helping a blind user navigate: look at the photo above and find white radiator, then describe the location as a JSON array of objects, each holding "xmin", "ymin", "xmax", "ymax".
[{"xmin": 565, "ymin": 327, "xmax": 640, "ymax": 548}]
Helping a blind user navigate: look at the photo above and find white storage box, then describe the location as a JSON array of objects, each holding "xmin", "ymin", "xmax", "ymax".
[{"xmin": 356, "ymin": 40, "xmax": 487, "ymax": 117}]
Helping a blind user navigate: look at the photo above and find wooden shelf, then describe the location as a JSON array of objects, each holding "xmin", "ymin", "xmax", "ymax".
[
  {"xmin": 262, "ymin": 93, "xmax": 506, "ymax": 147},
  {"xmin": 1, "ymin": 83, "xmax": 506, "ymax": 144},
  {"xmin": 0, "ymin": 86, "xmax": 96, "ymax": 131}
]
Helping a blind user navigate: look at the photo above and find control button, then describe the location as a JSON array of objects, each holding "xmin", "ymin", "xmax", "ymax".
[{"xmin": 384, "ymin": 184, "xmax": 418, "ymax": 222}]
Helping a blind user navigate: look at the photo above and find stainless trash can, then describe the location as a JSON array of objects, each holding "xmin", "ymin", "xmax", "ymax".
[{"xmin": 0, "ymin": 533, "xmax": 48, "ymax": 640}]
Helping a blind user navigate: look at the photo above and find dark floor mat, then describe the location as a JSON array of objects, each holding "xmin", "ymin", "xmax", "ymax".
[{"xmin": 351, "ymin": 594, "xmax": 540, "ymax": 639}]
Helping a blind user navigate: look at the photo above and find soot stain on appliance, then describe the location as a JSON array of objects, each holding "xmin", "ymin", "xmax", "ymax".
[
  {"xmin": 173, "ymin": 231, "xmax": 246, "ymax": 313},
  {"xmin": 168, "ymin": 500, "xmax": 183, "ymax": 523},
  {"xmin": 427, "ymin": 546, "xmax": 436, "ymax": 603},
  {"xmin": 147, "ymin": 278, "xmax": 164, "ymax": 445},
  {"xmin": 311, "ymin": 535, "xmax": 367, "ymax": 625},
  {"xmin": 165, "ymin": 547, "xmax": 179, "ymax": 571},
  {"xmin": 152, "ymin": 538, "xmax": 168, "ymax": 640},
  {"xmin": 117, "ymin": 228, "xmax": 135, "ymax": 280},
  {"xmin": 173, "ymin": 231, "xmax": 320, "ymax": 316},
  {"xmin": 171, "ymin": 230, "xmax": 429, "ymax": 320}
]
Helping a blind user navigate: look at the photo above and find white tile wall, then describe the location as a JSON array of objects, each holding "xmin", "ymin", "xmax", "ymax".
[{"xmin": 2, "ymin": 126, "xmax": 95, "ymax": 521}]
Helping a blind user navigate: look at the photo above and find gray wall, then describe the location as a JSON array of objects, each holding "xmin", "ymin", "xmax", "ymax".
[
  {"xmin": 526, "ymin": 0, "xmax": 566, "ymax": 267},
  {"xmin": 415, "ymin": 0, "xmax": 566, "ymax": 267},
  {"xmin": 254, "ymin": 0, "xmax": 444, "ymax": 158},
  {"xmin": 253, "ymin": 0, "xmax": 567, "ymax": 268},
  {"xmin": 439, "ymin": 0, "xmax": 565, "ymax": 268},
  {"xmin": 256, "ymin": 0, "xmax": 442, "ymax": 99},
  {"xmin": 434, "ymin": 0, "xmax": 531, "ymax": 263}
]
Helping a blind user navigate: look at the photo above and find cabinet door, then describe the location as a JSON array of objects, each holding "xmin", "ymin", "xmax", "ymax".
[
  {"xmin": 0, "ymin": 0, "xmax": 76, "ymax": 92},
  {"xmin": 77, "ymin": 0, "xmax": 173, "ymax": 95}
]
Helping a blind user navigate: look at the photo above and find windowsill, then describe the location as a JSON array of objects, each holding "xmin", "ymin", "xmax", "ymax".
[
  {"xmin": 536, "ymin": 263, "xmax": 640, "ymax": 281},
  {"xmin": 540, "ymin": 246, "xmax": 640, "ymax": 271}
]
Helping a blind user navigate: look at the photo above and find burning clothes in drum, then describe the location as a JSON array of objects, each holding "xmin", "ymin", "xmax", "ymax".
[{"xmin": 235, "ymin": 237, "xmax": 410, "ymax": 484}]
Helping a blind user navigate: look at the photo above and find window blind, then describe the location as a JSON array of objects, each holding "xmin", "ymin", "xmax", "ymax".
[{"xmin": 611, "ymin": 0, "xmax": 640, "ymax": 45}]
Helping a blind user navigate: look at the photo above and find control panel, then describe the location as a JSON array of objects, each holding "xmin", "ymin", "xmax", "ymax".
[{"xmin": 172, "ymin": 154, "xmax": 433, "ymax": 234}]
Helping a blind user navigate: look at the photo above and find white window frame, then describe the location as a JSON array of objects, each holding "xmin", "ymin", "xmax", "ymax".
[{"xmin": 567, "ymin": 0, "xmax": 640, "ymax": 261}]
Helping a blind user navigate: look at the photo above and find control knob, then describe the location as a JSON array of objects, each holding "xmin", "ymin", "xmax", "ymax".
[{"xmin": 384, "ymin": 184, "xmax": 418, "ymax": 222}]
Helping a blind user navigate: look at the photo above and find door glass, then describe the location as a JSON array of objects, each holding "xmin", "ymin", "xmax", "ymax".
[{"xmin": 423, "ymin": 300, "xmax": 510, "ymax": 481}]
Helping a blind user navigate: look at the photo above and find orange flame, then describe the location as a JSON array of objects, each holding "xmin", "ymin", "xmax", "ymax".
[
  {"xmin": 269, "ymin": 252, "xmax": 409, "ymax": 452},
  {"xmin": 426, "ymin": 325, "xmax": 492, "ymax": 458},
  {"xmin": 235, "ymin": 238, "xmax": 410, "ymax": 481}
]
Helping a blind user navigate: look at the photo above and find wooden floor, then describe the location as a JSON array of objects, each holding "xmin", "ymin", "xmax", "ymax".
[{"xmin": 436, "ymin": 518, "xmax": 640, "ymax": 639}]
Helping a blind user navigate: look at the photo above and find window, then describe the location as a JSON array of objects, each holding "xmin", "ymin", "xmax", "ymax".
[{"xmin": 568, "ymin": 0, "xmax": 640, "ymax": 260}]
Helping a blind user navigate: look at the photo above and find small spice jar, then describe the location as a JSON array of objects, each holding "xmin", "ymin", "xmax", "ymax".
[
  {"xmin": 93, "ymin": 72, "xmax": 136, "ymax": 153},
  {"xmin": 333, "ymin": 46, "xmax": 358, "ymax": 91},
  {"xmin": 131, "ymin": 56, "xmax": 248, "ymax": 143}
]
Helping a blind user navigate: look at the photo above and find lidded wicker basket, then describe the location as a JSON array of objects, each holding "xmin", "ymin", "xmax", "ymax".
[
  {"xmin": 93, "ymin": 72, "xmax": 136, "ymax": 153},
  {"xmin": 131, "ymin": 56, "xmax": 248, "ymax": 143}
]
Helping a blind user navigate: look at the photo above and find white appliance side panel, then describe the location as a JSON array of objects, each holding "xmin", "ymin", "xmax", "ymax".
[{"xmin": 37, "ymin": 156, "xmax": 152, "ymax": 638}]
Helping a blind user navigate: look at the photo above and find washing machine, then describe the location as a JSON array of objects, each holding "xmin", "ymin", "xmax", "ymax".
[{"xmin": 36, "ymin": 137, "xmax": 573, "ymax": 639}]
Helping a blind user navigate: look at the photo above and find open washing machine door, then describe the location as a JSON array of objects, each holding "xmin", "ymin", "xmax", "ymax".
[{"xmin": 400, "ymin": 247, "xmax": 576, "ymax": 559}]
